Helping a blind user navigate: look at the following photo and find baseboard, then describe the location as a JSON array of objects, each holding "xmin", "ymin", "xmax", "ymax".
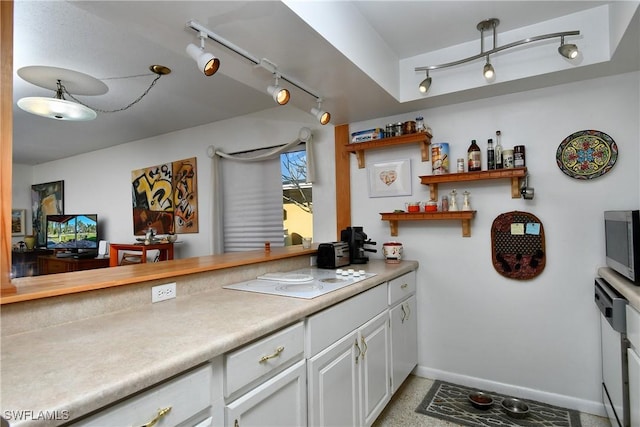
[{"xmin": 412, "ymin": 365, "xmax": 607, "ymax": 418}]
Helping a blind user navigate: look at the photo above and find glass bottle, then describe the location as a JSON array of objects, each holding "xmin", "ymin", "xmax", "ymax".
[
  {"xmin": 415, "ymin": 116, "xmax": 425, "ymax": 132},
  {"xmin": 467, "ymin": 139, "xmax": 481, "ymax": 172},
  {"xmin": 495, "ymin": 130, "xmax": 503, "ymax": 169},
  {"xmin": 487, "ymin": 138, "xmax": 495, "ymax": 170}
]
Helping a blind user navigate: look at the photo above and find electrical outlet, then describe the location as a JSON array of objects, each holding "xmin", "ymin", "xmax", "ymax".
[
  {"xmin": 152, "ymin": 282, "xmax": 176, "ymax": 303},
  {"xmin": 310, "ymin": 255, "xmax": 317, "ymax": 266}
]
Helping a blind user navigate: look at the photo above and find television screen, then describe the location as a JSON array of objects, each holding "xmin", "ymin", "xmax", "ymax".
[{"xmin": 46, "ymin": 214, "xmax": 98, "ymax": 251}]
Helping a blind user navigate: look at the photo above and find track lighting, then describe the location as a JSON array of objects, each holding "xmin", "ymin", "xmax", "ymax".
[
  {"xmin": 267, "ymin": 74, "xmax": 290, "ymax": 105},
  {"xmin": 186, "ymin": 31, "xmax": 220, "ymax": 76},
  {"xmin": 419, "ymin": 71, "xmax": 432, "ymax": 93},
  {"xmin": 483, "ymin": 56, "xmax": 495, "ymax": 80},
  {"xmin": 310, "ymin": 99, "xmax": 331, "ymax": 125},
  {"xmin": 558, "ymin": 36, "xmax": 579, "ymax": 59},
  {"xmin": 415, "ymin": 18, "xmax": 580, "ymax": 94}
]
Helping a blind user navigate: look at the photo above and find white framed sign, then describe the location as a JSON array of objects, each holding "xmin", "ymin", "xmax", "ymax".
[{"xmin": 367, "ymin": 159, "xmax": 412, "ymax": 198}]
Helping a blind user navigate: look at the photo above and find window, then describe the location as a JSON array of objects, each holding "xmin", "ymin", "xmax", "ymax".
[{"xmin": 281, "ymin": 149, "xmax": 312, "ymax": 246}]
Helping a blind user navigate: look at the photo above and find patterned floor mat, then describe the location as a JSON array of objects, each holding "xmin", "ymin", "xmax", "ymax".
[{"xmin": 416, "ymin": 380, "xmax": 582, "ymax": 427}]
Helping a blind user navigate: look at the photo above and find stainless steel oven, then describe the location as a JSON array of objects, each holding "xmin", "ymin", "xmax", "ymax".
[{"xmin": 595, "ymin": 277, "xmax": 630, "ymax": 427}]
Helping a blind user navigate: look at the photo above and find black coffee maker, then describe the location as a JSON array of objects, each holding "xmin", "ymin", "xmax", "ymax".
[{"xmin": 340, "ymin": 226, "xmax": 377, "ymax": 264}]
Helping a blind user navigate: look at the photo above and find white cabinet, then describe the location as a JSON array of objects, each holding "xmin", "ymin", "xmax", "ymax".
[
  {"xmin": 390, "ymin": 294, "xmax": 417, "ymax": 393},
  {"xmin": 225, "ymin": 360, "xmax": 307, "ymax": 427},
  {"xmin": 70, "ymin": 363, "xmax": 215, "ymax": 427},
  {"xmin": 306, "ymin": 285, "xmax": 391, "ymax": 427},
  {"xmin": 627, "ymin": 305, "xmax": 640, "ymax": 427},
  {"xmin": 388, "ymin": 270, "xmax": 418, "ymax": 394},
  {"xmin": 224, "ymin": 322, "xmax": 306, "ymax": 427}
]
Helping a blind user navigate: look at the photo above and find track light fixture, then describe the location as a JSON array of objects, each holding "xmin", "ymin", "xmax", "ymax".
[
  {"xmin": 483, "ymin": 56, "xmax": 495, "ymax": 80},
  {"xmin": 186, "ymin": 31, "xmax": 220, "ymax": 76},
  {"xmin": 419, "ymin": 71, "xmax": 432, "ymax": 93},
  {"xmin": 558, "ymin": 36, "xmax": 579, "ymax": 59},
  {"xmin": 310, "ymin": 98, "xmax": 331, "ymax": 125},
  {"xmin": 267, "ymin": 74, "xmax": 290, "ymax": 105},
  {"xmin": 415, "ymin": 18, "xmax": 580, "ymax": 94},
  {"xmin": 186, "ymin": 20, "xmax": 329, "ymax": 122}
]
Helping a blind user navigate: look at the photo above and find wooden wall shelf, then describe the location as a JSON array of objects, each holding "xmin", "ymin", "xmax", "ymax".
[
  {"xmin": 344, "ymin": 132, "xmax": 432, "ymax": 169},
  {"xmin": 419, "ymin": 167, "xmax": 527, "ymax": 200},
  {"xmin": 380, "ymin": 211, "xmax": 476, "ymax": 237}
]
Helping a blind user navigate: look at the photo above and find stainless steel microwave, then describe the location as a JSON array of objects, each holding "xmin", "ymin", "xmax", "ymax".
[{"xmin": 604, "ymin": 210, "xmax": 640, "ymax": 284}]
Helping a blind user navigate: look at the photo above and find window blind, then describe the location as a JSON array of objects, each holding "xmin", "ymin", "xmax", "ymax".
[{"xmin": 221, "ymin": 151, "xmax": 284, "ymax": 252}]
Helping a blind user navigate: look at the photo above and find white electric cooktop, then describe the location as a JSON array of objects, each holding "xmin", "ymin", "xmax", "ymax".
[{"xmin": 223, "ymin": 267, "xmax": 376, "ymax": 299}]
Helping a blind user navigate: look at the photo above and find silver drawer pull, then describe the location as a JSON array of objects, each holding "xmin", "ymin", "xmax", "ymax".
[
  {"xmin": 400, "ymin": 283, "xmax": 408, "ymax": 289},
  {"xmin": 259, "ymin": 346, "xmax": 284, "ymax": 363},
  {"xmin": 138, "ymin": 406, "xmax": 171, "ymax": 427}
]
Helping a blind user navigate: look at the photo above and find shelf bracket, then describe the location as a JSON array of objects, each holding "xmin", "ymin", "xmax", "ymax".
[
  {"xmin": 462, "ymin": 219, "xmax": 471, "ymax": 237},
  {"xmin": 355, "ymin": 150, "xmax": 365, "ymax": 169},
  {"xmin": 429, "ymin": 184, "xmax": 438, "ymax": 201},
  {"xmin": 421, "ymin": 141, "xmax": 430, "ymax": 162},
  {"xmin": 511, "ymin": 177, "xmax": 521, "ymax": 198},
  {"xmin": 388, "ymin": 220, "xmax": 399, "ymax": 236}
]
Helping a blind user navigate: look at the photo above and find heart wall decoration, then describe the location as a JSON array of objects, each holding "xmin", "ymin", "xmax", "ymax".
[{"xmin": 368, "ymin": 159, "xmax": 412, "ymax": 198}]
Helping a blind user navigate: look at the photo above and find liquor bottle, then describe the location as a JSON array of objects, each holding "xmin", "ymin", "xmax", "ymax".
[
  {"xmin": 487, "ymin": 138, "xmax": 495, "ymax": 170},
  {"xmin": 495, "ymin": 130, "xmax": 503, "ymax": 169},
  {"xmin": 467, "ymin": 139, "xmax": 481, "ymax": 172}
]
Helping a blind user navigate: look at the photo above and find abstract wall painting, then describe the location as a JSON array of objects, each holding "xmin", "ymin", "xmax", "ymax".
[{"xmin": 131, "ymin": 157, "xmax": 199, "ymax": 235}]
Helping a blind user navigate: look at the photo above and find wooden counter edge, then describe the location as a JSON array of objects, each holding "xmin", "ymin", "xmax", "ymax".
[{"xmin": 1, "ymin": 245, "xmax": 318, "ymax": 305}]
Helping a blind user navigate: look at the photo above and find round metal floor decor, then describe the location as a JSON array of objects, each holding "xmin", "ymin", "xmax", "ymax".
[{"xmin": 556, "ymin": 129, "xmax": 618, "ymax": 180}]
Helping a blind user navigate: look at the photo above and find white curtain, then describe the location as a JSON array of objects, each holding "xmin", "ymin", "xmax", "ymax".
[{"xmin": 207, "ymin": 128, "xmax": 314, "ymax": 254}]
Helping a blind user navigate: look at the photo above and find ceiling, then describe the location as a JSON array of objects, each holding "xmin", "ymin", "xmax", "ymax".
[{"xmin": 12, "ymin": 1, "xmax": 639, "ymax": 165}]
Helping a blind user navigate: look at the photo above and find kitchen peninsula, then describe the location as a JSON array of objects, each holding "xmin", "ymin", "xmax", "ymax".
[{"xmin": 1, "ymin": 246, "xmax": 418, "ymax": 426}]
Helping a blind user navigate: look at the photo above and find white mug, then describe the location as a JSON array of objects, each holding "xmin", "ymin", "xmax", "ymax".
[{"xmin": 382, "ymin": 242, "xmax": 403, "ymax": 263}]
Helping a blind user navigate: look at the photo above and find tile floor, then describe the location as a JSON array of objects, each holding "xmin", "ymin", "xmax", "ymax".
[{"xmin": 373, "ymin": 375, "xmax": 612, "ymax": 427}]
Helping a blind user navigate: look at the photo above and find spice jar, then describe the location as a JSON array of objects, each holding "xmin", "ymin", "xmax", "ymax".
[
  {"xmin": 402, "ymin": 120, "xmax": 416, "ymax": 134},
  {"xmin": 415, "ymin": 116, "xmax": 425, "ymax": 132},
  {"xmin": 503, "ymin": 149, "xmax": 514, "ymax": 168},
  {"xmin": 514, "ymin": 145, "xmax": 526, "ymax": 167}
]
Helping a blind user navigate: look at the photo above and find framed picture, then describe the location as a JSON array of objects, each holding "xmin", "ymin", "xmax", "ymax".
[
  {"xmin": 368, "ymin": 159, "xmax": 412, "ymax": 198},
  {"xmin": 11, "ymin": 209, "xmax": 26, "ymax": 236},
  {"xmin": 31, "ymin": 180, "xmax": 64, "ymax": 247}
]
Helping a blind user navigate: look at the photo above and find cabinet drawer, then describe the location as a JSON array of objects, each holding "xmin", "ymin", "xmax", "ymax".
[
  {"xmin": 627, "ymin": 305, "xmax": 640, "ymax": 350},
  {"xmin": 388, "ymin": 270, "xmax": 416, "ymax": 306},
  {"xmin": 71, "ymin": 364, "xmax": 212, "ymax": 427},
  {"xmin": 224, "ymin": 321, "xmax": 304, "ymax": 399}
]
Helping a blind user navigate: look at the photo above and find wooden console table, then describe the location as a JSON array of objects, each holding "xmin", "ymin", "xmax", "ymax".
[
  {"xmin": 109, "ymin": 242, "xmax": 174, "ymax": 267},
  {"xmin": 38, "ymin": 255, "xmax": 110, "ymax": 275}
]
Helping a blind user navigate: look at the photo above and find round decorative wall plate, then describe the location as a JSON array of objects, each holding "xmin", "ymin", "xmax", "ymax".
[{"xmin": 556, "ymin": 130, "xmax": 618, "ymax": 180}]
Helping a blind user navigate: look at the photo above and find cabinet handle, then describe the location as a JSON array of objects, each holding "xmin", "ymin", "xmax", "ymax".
[
  {"xmin": 404, "ymin": 302, "xmax": 411, "ymax": 321},
  {"xmin": 401, "ymin": 283, "xmax": 408, "ymax": 289},
  {"xmin": 400, "ymin": 304, "xmax": 407, "ymax": 323},
  {"xmin": 234, "ymin": 420, "xmax": 239, "ymax": 427},
  {"xmin": 259, "ymin": 346, "xmax": 284, "ymax": 363},
  {"xmin": 138, "ymin": 406, "xmax": 171, "ymax": 427},
  {"xmin": 360, "ymin": 336, "xmax": 368, "ymax": 358},
  {"xmin": 354, "ymin": 339, "xmax": 361, "ymax": 364}
]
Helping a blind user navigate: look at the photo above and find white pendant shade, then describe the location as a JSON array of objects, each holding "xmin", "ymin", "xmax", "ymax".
[{"xmin": 17, "ymin": 97, "xmax": 97, "ymax": 121}]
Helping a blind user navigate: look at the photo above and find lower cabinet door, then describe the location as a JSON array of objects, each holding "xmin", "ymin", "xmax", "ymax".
[
  {"xmin": 225, "ymin": 360, "xmax": 307, "ymax": 427},
  {"xmin": 307, "ymin": 330, "xmax": 360, "ymax": 427},
  {"xmin": 629, "ymin": 347, "xmax": 640, "ymax": 427},
  {"xmin": 389, "ymin": 295, "xmax": 418, "ymax": 393},
  {"xmin": 359, "ymin": 311, "xmax": 391, "ymax": 427}
]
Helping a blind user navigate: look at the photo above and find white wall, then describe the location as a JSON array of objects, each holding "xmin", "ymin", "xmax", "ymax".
[
  {"xmin": 12, "ymin": 106, "xmax": 337, "ymax": 258},
  {"xmin": 12, "ymin": 71, "xmax": 639, "ymax": 414},
  {"xmin": 348, "ymin": 71, "xmax": 639, "ymax": 414}
]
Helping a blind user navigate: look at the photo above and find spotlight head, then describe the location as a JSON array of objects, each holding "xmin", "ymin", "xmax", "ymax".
[
  {"xmin": 311, "ymin": 107, "xmax": 331, "ymax": 125},
  {"xmin": 419, "ymin": 76, "xmax": 432, "ymax": 93},
  {"xmin": 483, "ymin": 62, "xmax": 495, "ymax": 80},
  {"xmin": 267, "ymin": 84, "xmax": 290, "ymax": 105},
  {"xmin": 558, "ymin": 43, "xmax": 578, "ymax": 59},
  {"xmin": 186, "ymin": 43, "xmax": 220, "ymax": 76}
]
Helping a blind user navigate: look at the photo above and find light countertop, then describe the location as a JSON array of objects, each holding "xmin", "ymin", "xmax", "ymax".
[
  {"xmin": 0, "ymin": 260, "xmax": 418, "ymax": 427},
  {"xmin": 598, "ymin": 266, "xmax": 640, "ymax": 311}
]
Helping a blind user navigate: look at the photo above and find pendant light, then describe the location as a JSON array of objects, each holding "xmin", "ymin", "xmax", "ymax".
[{"xmin": 18, "ymin": 80, "xmax": 96, "ymax": 121}]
